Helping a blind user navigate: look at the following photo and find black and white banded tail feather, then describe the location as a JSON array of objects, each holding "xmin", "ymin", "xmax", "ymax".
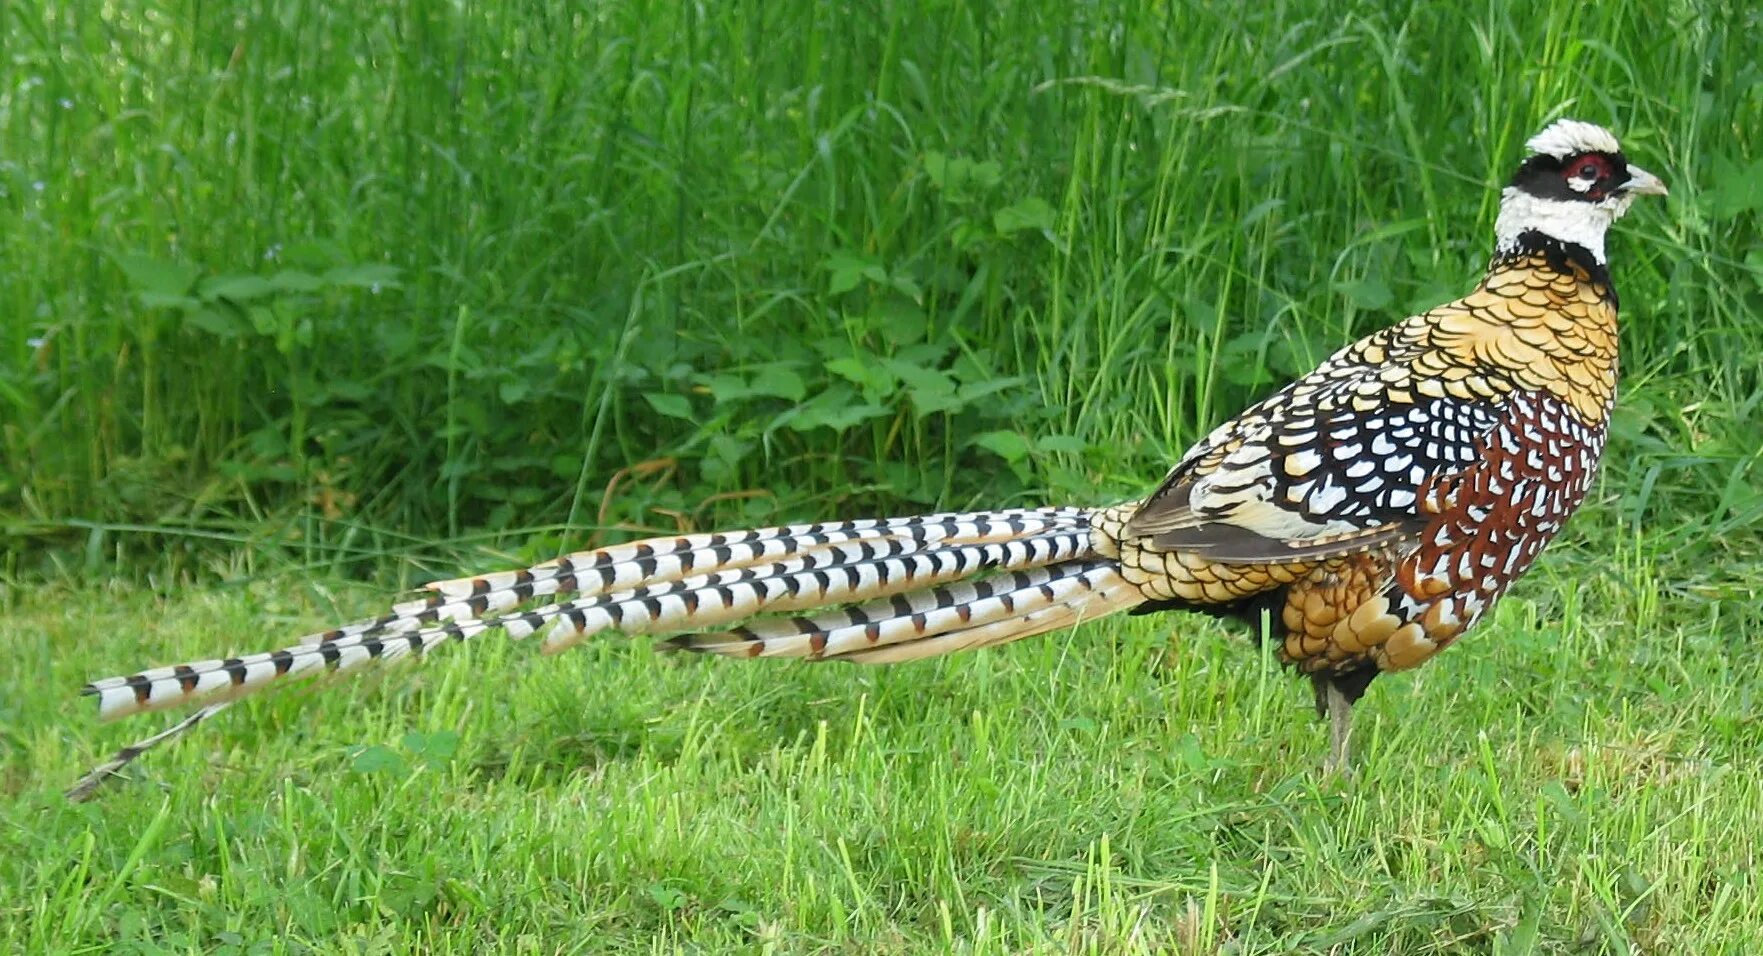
[
  {"xmin": 666, "ymin": 560, "xmax": 1137, "ymax": 661},
  {"xmin": 69, "ymin": 505, "xmax": 1143, "ymax": 800}
]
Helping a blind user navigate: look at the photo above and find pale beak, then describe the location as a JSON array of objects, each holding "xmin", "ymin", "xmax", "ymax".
[{"xmin": 1622, "ymin": 164, "xmax": 1669, "ymax": 197}]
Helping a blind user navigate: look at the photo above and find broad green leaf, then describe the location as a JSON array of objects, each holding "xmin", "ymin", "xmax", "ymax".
[
  {"xmin": 185, "ymin": 307, "xmax": 246, "ymax": 338},
  {"xmin": 643, "ymin": 393, "xmax": 695, "ymax": 419},
  {"xmin": 247, "ymin": 305, "xmax": 279, "ymax": 336},
  {"xmin": 268, "ymin": 269, "xmax": 326, "ymax": 293},
  {"xmin": 871, "ymin": 297, "xmax": 929, "ymax": 345},
  {"xmin": 646, "ymin": 885, "xmax": 687, "ymax": 912},
  {"xmin": 1707, "ymin": 156, "xmax": 1763, "ymax": 217},
  {"xmin": 974, "ymin": 430, "xmax": 1031, "ymax": 462},
  {"xmin": 705, "ymin": 373, "xmax": 756, "ymax": 403},
  {"xmin": 380, "ymin": 874, "xmax": 441, "ymax": 917},
  {"xmin": 882, "ymin": 358, "xmax": 953, "ymax": 396},
  {"xmin": 970, "ymin": 159, "xmax": 1003, "ymax": 190},
  {"xmin": 894, "ymin": 340, "xmax": 953, "ymax": 368},
  {"xmin": 784, "ymin": 386, "xmax": 889, "ymax": 433},
  {"xmin": 1037, "ymin": 434, "xmax": 1086, "ymax": 454},
  {"xmin": 116, "ymin": 253, "xmax": 200, "ymax": 296},
  {"xmin": 923, "ymin": 151, "xmax": 949, "ymax": 189},
  {"xmin": 749, "ymin": 364, "xmax": 807, "ymax": 401},
  {"xmin": 824, "ymin": 251, "xmax": 887, "ymax": 295},
  {"xmin": 200, "ymin": 274, "xmax": 276, "ymax": 302},
  {"xmin": 925, "ymin": 152, "xmax": 1002, "ymax": 196},
  {"xmin": 708, "ymin": 434, "xmax": 751, "ymax": 467},
  {"xmin": 908, "ymin": 391, "xmax": 965, "ymax": 416},
  {"xmin": 993, "ymin": 197, "xmax": 1056, "ymax": 235},
  {"xmin": 1219, "ymin": 330, "xmax": 1272, "ymax": 390},
  {"xmin": 888, "ymin": 273, "xmax": 923, "ymax": 302},
  {"xmin": 825, "ymin": 356, "xmax": 896, "ymax": 398},
  {"xmin": 790, "ymin": 401, "xmax": 889, "ymax": 433},
  {"xmin": 1335, "ymin": 277, "xmax": 1393, "ymax": 311},
  {"xmin": 349, "ymin": 745, "xmax": 407, "ymax": 776},
  {"xmin": 954, "ymin": 376, "xmax": 1025, "ymax": 403},
  {"xmin": 135, "ymin": 291, "xmax": 200, "ymax": 310},
  {"xmin": 404, "ymin": 730, "xmax": 459, "ymax": 767}
]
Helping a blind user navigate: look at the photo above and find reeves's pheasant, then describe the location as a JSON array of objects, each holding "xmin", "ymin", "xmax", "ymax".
[{"xmin": 70, "ymin": 119, "xmax": 1666, "ymax": 798}]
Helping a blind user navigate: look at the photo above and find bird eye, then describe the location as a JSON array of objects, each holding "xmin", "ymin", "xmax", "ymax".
[{"xmin": 1576, "ymin": 161, "xmax": 1601, "ymax": 179}]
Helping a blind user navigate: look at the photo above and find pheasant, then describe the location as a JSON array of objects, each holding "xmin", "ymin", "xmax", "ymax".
[{"xmin": 68, "ymin": 119, "xmax": 1666, "ymax": 799}]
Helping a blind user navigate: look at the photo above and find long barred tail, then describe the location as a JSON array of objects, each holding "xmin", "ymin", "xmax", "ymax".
[{"xmin": 70, "ymin": 505, "xmax": 1143, "ymax": 799}]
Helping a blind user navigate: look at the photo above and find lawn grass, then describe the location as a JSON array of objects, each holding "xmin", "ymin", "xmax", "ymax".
[
  {"xmin": 6, "ymin": 545, "xmax": 1763, "ymax": 952},
  {"xmin": 6, "ymin": 0, "xmax": 1763, "ymax": 951}
]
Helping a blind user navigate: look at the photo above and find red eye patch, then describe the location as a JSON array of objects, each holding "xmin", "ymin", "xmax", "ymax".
[{"xmin": 1565, "ymin": 154, "xmax": 1612, "ymax": 182}]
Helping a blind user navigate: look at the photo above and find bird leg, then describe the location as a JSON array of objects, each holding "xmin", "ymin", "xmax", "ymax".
[{"xmin": 1311, "ymin": 674, "xmax": 1354, "ymax": 777}]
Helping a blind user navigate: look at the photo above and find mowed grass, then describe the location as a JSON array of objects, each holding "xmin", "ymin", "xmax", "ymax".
[
  {"xmin": 5, "ymin": 542, "xmax": 1763, "ymax": 952},
  {"xmin": 7, "ymin": 0, "xmax": 1763, "ymax": 952}
]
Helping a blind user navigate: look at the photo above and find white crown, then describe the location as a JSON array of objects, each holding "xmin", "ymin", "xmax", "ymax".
[{"xmin": 1525, "ymin": 119, "xmax": 1621, "ymax": 159}]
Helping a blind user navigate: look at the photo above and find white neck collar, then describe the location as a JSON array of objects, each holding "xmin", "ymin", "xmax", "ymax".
[{"xmin": 1492, "ymin": 185, "xmax": 1637, "ymax": 265}]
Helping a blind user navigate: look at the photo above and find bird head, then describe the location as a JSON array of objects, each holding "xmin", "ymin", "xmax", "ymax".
[{"xmin": 1494, "ymin": 119, "xmax": 1668, "ymax": 265}]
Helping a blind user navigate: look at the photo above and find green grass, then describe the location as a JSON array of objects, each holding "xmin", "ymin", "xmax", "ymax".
[
  {"xmin": 5, "ymin": 0, "xmax": 1763, "ymax": 951},
  {"xmin": 7, "ymin": 558, "xmax": 1763, "ymax": 952}
]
